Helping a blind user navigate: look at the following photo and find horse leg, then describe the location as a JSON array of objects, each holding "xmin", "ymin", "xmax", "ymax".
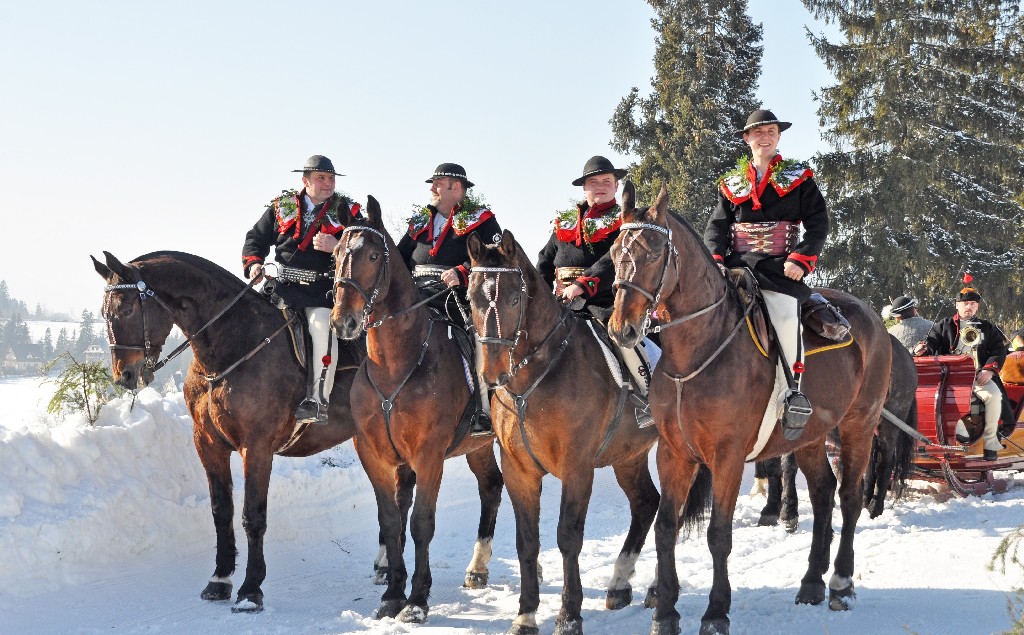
[
  {"xmin": 779, "ymin": 452, "xmax": 799, "ymax": 532},
  {"xmin": 195, "ymin": 433, "xmax": 235, "ymax": 602},
  {"xmin": 699, "ymin": 456, "xmax": 744, "ymax": 635},
  {"xmin": 463, "ymin": 444, "xmax": 504, "ymax": 589},
  {"xmin": 864, "ymin": 433, "xmax": 888, "ymax": 519},
  {"xmin": 503, "ymin": 450, "xmax": 544, "ymax": 635},
  {"xmin": 794, "ymin": 445, "xmax": 836, "ymax": 606},
  {"xmin": 550, "ymin": 467, "xmax": 595, "ymax": 635},
  {"xmin": 397, "ymin": 457, "xmax": 445, "ymax": 623},
  {"xmin": 828, "ymin": 427, "xmax": 873, "ymax": 611},
  {"xmin": 650, "ymin": 443, "xmax": 699, "ymax": 635},
  {"xmin": 374, "ymin": 465, "xmax": 415, "ymax": 585},
  {"xmin": 231, "ymin": 444, "xmax": 275, "ymax": 612},
  {"xmin": 755, "ymin": 457, "xmax": 782, "ymax": 526},
  {"xmin": 606, "ymin": 454, "xmax": 659, "ymax": 610}
]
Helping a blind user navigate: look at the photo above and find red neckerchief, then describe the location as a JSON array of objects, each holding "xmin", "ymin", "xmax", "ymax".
[
  {"xmin": 748, "ymin": 155, "xmax": 782, "ymax": 211},
  {"xmin": 555, "ymin": 199, "xmax": 619, "ymax": 246}
]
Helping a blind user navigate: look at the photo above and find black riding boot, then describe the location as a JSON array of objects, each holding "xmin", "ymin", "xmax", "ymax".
[
  {"xmin": 802, "ymin": 293, "xmax": 851, "ymax": 341},
  {"xmin": 470, "ymin": 383, "xmax": 493, "ymax": 437}
]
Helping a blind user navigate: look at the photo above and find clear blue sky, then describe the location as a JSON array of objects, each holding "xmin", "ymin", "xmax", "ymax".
[{"xmin": 0, "ymin": 1, "xmax": 835, "ymax": 316}]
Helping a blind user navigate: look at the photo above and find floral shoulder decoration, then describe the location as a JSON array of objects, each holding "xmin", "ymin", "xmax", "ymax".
[
  {"xmin": 406, "ymin": 191, "xmax": 492, "ymax": 238},
  {"xmin": 273, "ymin": 189, "xmax": 356, "ymax": 235},
  {"xmin": 554, "ymin": 202, "xmax": 621, "ymax": 247},
  {"xmin": 718, "ymin": 156, "xmax": 813, "ymax": 204}
]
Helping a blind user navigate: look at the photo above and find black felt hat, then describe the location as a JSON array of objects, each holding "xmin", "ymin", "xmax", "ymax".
[
  {"xmin": 425, "ymin": 163, "xmax": 474, "ymax": 188},
  {"xmin": 890, "ymin": 295, "xmax": 917, "ymax": 317},
  {"xmin": 571, "ymin": 156, "xmax": 628, "ymax": 186},
  {"xmin": 957, "ymin": 273, "xmax": 982, "ymax": 302},
  {"xmin": 291, "ymin": 155, "xmax": 344, "ymax": 176},
  {"xmin": 736, "ymin": 109, "xmax": 792, "ymax": 137}
]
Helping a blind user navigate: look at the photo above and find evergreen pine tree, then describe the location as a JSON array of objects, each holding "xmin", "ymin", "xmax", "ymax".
[
  {"xmin": 75, "ymin": 309, "xmax": 97, "ymax": 354},
  {"xmin": 42, "ymin": 328, "xmax": 55, "ymax": 360},
  {"xmin": 802, "ymin": 0, "xmax": 1024, "ymax": 326},
  {"xmin": 610, "ymin": 0, "xmax": 763, "ymax": 225}
]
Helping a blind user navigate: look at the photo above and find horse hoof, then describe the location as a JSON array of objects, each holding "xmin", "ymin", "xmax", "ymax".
[
  {"xmin": 509, "ymin": 624, "xmax": 540, "ymax": 635},
  {"xmin": 374, "ymin": 598, "xmax": 404, "ymax": 619},
  {"xmin": 829, "ymin": 584, "xmax": 857, "ymax": 611},
  {"xmin": 464, "ymin": 571, "xmax": 488, "ymax": 588},
  {"xmin": 398, "ymin": 603, "xmax": 428, "ymax": 623},
  {"xmin": 554, "ymin": 616, "xmax": 583, "ymax": 635},
  {"xmin": 230, "ymin": 593, "xmax": 264, "ymax": 613},
  {"xmin": 782, "ymin": 517, "xmax": 799, "ymax": 533},
  {"xmin": 200, "ymin": 581, "xmax": 232, "ymax": 601},
  {"xmin": 757, "ymin": 513, "xmax": 779, "ymax": 527},
  {"xmin": 374, "ymin": 566, "xmax": 388, "ymax": 586},
  {"xmin": 606, "ymin": 586, "xmax": 632, "ymax": 610},
  {"xmin": 643, "ymin": 586, "xmax": 658, "ymax": 609},
  {"xmin": 649, "ymin": 616, "xmax": 681, "ymax": 635},
  {"xmin": 795, "ymin": 581, "xmax": 826, "ymax": 605},
  {"xmin": 699, "ymin": 617, "xmax": 730, "ymax": 635}
]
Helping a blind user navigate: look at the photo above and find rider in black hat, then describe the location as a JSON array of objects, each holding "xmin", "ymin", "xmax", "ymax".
[
  {"xmin": 242, "ymin": 154, "xmax": 362, "ymax": 423},
  {"xmin": 398, "ymin": 162, "xmax": 502, "ymax": 436},
  {"xmin": 885, "ymin": 294, "xmax": 934, "ymax": 353},
  {"xmin": 923, "ymin": 276, "xmax": 1013, "ymax": 460},
  {"xmin": 536, "ymin": 156, "xmax": 657, "ymax": 426},
  {"xmin": 704, "ymin": 109, "xmax": 850, "ymax": 439}
]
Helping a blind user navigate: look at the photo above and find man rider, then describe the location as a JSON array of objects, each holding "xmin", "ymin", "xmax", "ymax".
[
  {"xmin": 397, "ymin": 162, "xmax": 502, "ymax": 436},
  {"xmin": 242, "ymin": 155, "xmax": 361, "ymax": 423}
]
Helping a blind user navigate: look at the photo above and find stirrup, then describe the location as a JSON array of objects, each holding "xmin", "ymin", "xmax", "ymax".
[
  {"xmin": 469, "ymin": 411, "xmax": 493, "ymax": 437},
  {"xmin": 295, "ymin": 398, "xmax": 327, "ymax": 424},
  {"xmin": 781, "ymin": 389, "xmax": 812, "ymax": 441},
  {"xmin": 630, "ymin": 392, "xmax": 656, "ymax": 428}
]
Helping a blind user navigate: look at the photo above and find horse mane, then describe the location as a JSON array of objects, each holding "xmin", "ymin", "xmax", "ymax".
[{"xmin": 131, "ymin": 250, "xmax": 246, "ymax": 290}]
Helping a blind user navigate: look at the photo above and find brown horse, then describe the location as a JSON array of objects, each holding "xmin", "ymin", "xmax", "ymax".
[
  {"xmin": 465, "ymin": 230, "xmax": 698, "ymax": 635},
  {"xmin": 330, "ymin": 197, "xmax": 504, "ymax": 623},
  {"xmin": 607, "ymin": 185, "xmax": 891, "ymax": 635},
  {"xmin": 92, "ymin": 250, "xmax": 363, "ymax": 612}
]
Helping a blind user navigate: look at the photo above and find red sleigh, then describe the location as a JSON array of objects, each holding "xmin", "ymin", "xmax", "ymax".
[{"xmin": 912, "ymin": 354, "xmax": 1024, "ymax": 496}]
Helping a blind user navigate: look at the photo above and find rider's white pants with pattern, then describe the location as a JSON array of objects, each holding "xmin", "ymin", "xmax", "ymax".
[{"xmin": 306, "ymin": 307, "xmax": 339, "ymax": 405}]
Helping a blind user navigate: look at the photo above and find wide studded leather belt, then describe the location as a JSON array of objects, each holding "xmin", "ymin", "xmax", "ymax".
[
  {"xmin": 554, "ymin": 267, "xmax": 587, "ymax": 291},
  {"xmin": 731, "ymin": 221, "xmax": 798, "ymax": 256},
  {"xmin": 412, "ymin": 264, "xmax": 449, "ymax": 282}
]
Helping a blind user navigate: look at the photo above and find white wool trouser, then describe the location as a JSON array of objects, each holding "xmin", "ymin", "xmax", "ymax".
[
  {"xmin": 476, "ymin": 339, "xmax": 490, "ymax": 416},
  {"xmin": 305, "ymin": 307, "xmax": 339, "ymax": 405},
  {"xmin": 974, "ymin": 377, "xmax": 1003, "ymax": 452},
  {"xmin": 761, "ymin": 291, "xmax": 803, "ymax": 388}
]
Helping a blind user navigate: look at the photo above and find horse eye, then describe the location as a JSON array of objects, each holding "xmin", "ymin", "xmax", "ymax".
[
  {"xmin": 510, "ymin": 294, "xmax": 520, "ymax": 307},
  {"xmin": 369, "ymin": 252, "xmax": 380, "ymax": 262},
  {"xmin": 649, "ymin": 249, "xmax": 662, "ymax": 261}
]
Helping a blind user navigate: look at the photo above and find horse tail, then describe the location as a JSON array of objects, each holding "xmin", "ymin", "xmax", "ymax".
[
  {"xmin": 680, "ymin": 464, "xmax": 713, "ymax": 537},
  {"xmin": 889, "ymin": 399, "xmax": 918, "ymax": 501}
]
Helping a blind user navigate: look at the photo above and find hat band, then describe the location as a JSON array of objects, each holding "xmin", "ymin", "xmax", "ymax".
[
  {"xmin": 432, "ymin": 172, "xmax": 467, "ymax": 179},
  {"xmin": 892, "ymin": 300, "xmax": 916, "ymax": 312},
  {"xmin": 743, "ymin": 119, "xmax": 784, "ymax": 131}
]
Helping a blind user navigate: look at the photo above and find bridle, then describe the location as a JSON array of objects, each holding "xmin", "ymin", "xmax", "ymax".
[
  {"xmin": 613, "ymin": 222, "xmax": 679, "ymax": 336},
  {"xmin": 102, "ymin": 271, "xmax": 283, "ymax": 383},
  {"xmin": 102, "ymin": 280, "xmax": 182, "ymax": 375},
  {"xmin": 334, "ymin": 225, "xmax": 450, "ymax": 331},
  {"xmin": 613, "ymin": 220, "xmax": 750, "ymax": 384},
  {"xmin": 470, "ymin": 265, "xmax": 572, "ymax": 386}
]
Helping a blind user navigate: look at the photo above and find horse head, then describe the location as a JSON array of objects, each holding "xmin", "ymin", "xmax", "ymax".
[
  {"xmin": 92, "ymin": 251, "xmax": 176, "ymax": 389},
  {"xmin": 331, "ymin": 195, "xmax": 394, "ymax": 339},
  {"xmin": 608, "ymin": 182, "xmax": 676, "ymax": 348}
]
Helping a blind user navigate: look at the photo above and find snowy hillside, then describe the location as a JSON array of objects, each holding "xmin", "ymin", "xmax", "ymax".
[{"xmin": 1, "ymin": 385, "xmax": 1023, "ymax": 635}]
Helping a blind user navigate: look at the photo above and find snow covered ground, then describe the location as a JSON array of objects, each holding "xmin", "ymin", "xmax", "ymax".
[{"xmin": 2, "ymin": 384, "xmax": 1023, "ymax": 635}]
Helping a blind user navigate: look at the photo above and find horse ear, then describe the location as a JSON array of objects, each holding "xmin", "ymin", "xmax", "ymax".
[
  {"xmin": 467, "ymin": 232, "xmax": 484, "ymax": 264},
  {"xmin": 366, "ymin": 195, "xmax": 382, "ymax": 225},
  {"xmin": 653, "ymin": 184, "xmax": 669, "ymax": 222},
  {"xmin": 103, "ymin": 251, "xmax": 132, "ymax": 281},
  {"xmin": 92, "ymin": 255, "xmax": 111, "ymax": 280},
  {"xmin": 500, "ymin": 229, "xmax": 519, "ymax": 261},
  {"xmin": 621, "ymin": 180, "xmax": 636, "ymax": 221}
]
